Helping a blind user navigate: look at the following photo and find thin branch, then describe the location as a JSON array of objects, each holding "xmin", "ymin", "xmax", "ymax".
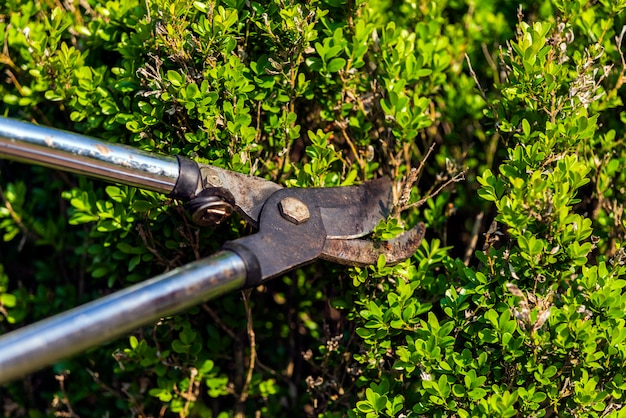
[
  {"xmin": 393, "ymin": 141, "xmax": 437, "ymax": 215},
  {"xmin": 465, "ymin": 53, "xmax": 489, "ymax": 103},
  {"xmin": 238, "ymin": 291, "xmax": 257, "ymax": 406},
  {"xmin": 201, "ymin": 303, "xmax": 239, "ymax": 341},
  {"xmin": 136, "ymin": 223, "xmax": 176, "ymax": 268},
  {"xmin": 464, "ymin": 212, "xmax": 484, "ymax": 266},
  {"xmin": 338, "ymin": 121, "xmax": 366, "ymax": 174},
  {"xmin": 55, "ymin": 373, "xmax": 80, "ymax": 418},
  {"xmin": 481, "ymin": 43, "xmax": 500, "ymax": 84},
  {"xmin": 181, "ymin": 368, "xmax": 198, "ymax": 417},
  {"xmin": 86, "ymin": 368, "xmax": 127, "ymax": 402},
  {"xmin": 405, "ymin": 171, "xmax": 466, "ymax": 210},
  {"xmin": 617, "ymin": 25, "xmax": 626, "ymax": 68},
  {"xmin": 0, "ymin": 303, "xmax": 9, "ymax": 320},
  {"xmin": 610, "ymin": 25, "xmax": 626, "ymax": 94}
]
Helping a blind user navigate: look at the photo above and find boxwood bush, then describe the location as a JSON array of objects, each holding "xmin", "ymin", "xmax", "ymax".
[{"xmin": 1, "ymin": 0, "xmax": 625, "ymax": 416}]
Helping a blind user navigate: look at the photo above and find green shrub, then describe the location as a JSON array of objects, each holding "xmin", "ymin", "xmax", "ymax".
[{"xmin": 1, "ymin": 0, "xmax": 625, "ymax": 416}]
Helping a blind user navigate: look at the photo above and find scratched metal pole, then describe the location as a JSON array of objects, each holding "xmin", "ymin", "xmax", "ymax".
[
  {"xmin": 0, "ymin": 252, "xmax": 246, "ymax": 384},
  {"xmin": 0, "ymin": 116, "xmax": 180, "ymax": 193}
]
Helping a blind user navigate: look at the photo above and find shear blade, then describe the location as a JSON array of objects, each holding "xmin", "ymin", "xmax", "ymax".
[
  {"xmin": 321, "ymin": 222, "xmax": 426, "ymax": 267},
  {"xmin": 319, "ymin": 177, "xmax": 394, "ymax": 239}
]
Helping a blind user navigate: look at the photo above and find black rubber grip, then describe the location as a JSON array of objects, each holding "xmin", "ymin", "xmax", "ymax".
[
  {"xmin": 221, "ymin": 241, "xmax": 263, "ymax": 288},
  {"xmin": 171, "ymin": 156, "xmax": 201, "ymax": 200}
]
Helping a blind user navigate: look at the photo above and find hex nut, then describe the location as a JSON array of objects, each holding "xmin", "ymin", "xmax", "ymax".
[{"xmin": 278, "ymin": 197, "xmax": 310, "ymax": 225}]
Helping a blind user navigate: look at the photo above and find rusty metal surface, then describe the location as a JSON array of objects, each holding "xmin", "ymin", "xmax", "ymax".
[
  {"xmin": 198, "ymin": 164, "xmax": 282, "ymax": 227},
  {"xmin": 278, "ymin": 197, "xmax": 311, "ymax": 224},
  {"xmin": 321, "ymin": 222, "xmax": 426, "ymax": 267},
  {"xmin": 224, "ymin": 182, "xmax": 424, "ymax": 282},
  {"xmin": 223, "ymin": 186, "xmax": 328, "ymax": 281},
  {"xmin": 319, "ymin": 177, "xmax": 393, "ymax": 239}
]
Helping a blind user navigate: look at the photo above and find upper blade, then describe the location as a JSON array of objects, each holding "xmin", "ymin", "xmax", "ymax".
[{"xmin": 319, "ymin": 177, "xmax": 394, "ymax": 239}]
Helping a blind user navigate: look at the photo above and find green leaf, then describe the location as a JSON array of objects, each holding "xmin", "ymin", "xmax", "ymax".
[
  {"xmin": 99, "ymin": 99, "xmax": 119, "ymax": 115},
  {"xmin": 149, "ymin": 388, "xmax": 172, "ymax": 402},
  {"xmin": 193, "ymin": 1, "xmax": 208, "ymax": 12},
  {"xmin": 91, "ymin": 266, "xmax": 109, "ymax": 278},
  {"xmin": 375, "ymin": 394, "xmax": 388, "ymax": 412},
  {"xmin": 68, "ymin": 212, "xmax": 99, "ymax": 224},
  {"xmin": 414, "ymin": 68, "xmax": 433, "ymax": 77},
  {"xmin": 453, "ymin": 384, "xmax": 466, "ymax": 397},
  {"xmin": 167, "ymin": 70, "xmax": 184, "ymax": 87},
  {"xmin": 128, "ymin": 254, "xmax": 141, "ymax": 272},
  {"xmin": 377, "ymin": 254, "xmax": 387, "ymax": 270},
  {"xmin": 44, "ymin": 90, "xmax": 64, "ymax": 101},
  {"xmin": 198, "ymin": 359, "xmax": 214, "ymax": 375},
  {"xmin": 306, "ymin": 57, "xmax": 323, "ymax": 71},
  {"xmin": 327, "ymin": 57, "xmax": 346, "ymax": 72},
  {"xmin": 356, "ymin": 401, "xmax": 374, "ymax": 413},
  {"xmin": 484, "ymin": 309, "xmax": 499, "ymax": 328},
  {"xmin": 0, "ymin": 293, "xmax": 16, "ymax": 308},
  {"xmin": 171, "ymin": 340, "xmax": 188, "ymax": 354},
  {"xmin": 468, "ymin": 388, "xmax": 487, "ymax": 400},
  {"xmin": 129, "ymin": 335, "xmax": 139, "ymax": 349},
  {"xmin": 117, "ymin": 242, "xmax": 143, "ymax": 254},
  {"xmin": 522, "ymin": 118, "xmax": 531, "ymax": 136},
  {"xmin": 131, "ymin": 200, "xmax": 155, "ymax": 212}
]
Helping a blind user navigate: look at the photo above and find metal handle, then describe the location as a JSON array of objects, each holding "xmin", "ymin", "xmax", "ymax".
[
  {"xmin": 0, "ymin": 117, "xmax": 180, "ymax": 194},
  {"xmin": 0, "ymin": 251, "xmax": 246, "ymax": 384}
]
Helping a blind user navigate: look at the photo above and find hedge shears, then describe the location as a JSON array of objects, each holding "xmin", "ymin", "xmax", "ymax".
[{"xmin": 0, "ymin": 116, "xmax": 425, "ymax": 384}]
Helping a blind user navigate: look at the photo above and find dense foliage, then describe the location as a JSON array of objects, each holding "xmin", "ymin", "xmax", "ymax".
[{"xmin": 1, "ymin": 0, "xmax": 625, "ymax": 416}]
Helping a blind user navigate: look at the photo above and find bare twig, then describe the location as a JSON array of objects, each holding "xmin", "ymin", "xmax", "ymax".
[
  {"xmin": 611, "ymin": 25, "xmax": 626, "ymax": 93},
  {"xmin": 178, "ymin": 211, "xmax": 202, "ymax": 260},
  {"xmin": 404, "ymin": 171, "xmax": 466, "ymax": 211},
  {"xmin": 0, "ymin": 303, "xmax": 9, "ymax": 320},
  {"xmin": 617, "ymin": 25, "xmax": 626, "ymax": 68},
  {"xmin": 136, "ymin": 223, "xmax": 178, "ymax": 268},
  {"xmin": 464, "ymin": 212, "xmax": 484, "ymax": 266},
  {"xmin": 338, "ymin": 121, "xmax": 366, "ymax": 173},
  {"xmin": 465, "ymin": 53, "xmax": 489, "ymax": 103},
  {"xmin": 481, "ymin": 43, "xmax": 500, "ymax": 84},
  {"xmin": 86, "ymin": 369, "xmax": 123, "ymax": 398},
  {"xmin": 181, "ymin": 368, "xmax": 199, "ymax": 417},
  {"xmin": 241, "ymin": 292, "xmax": 256, "ymax": 399},
  {"xmin": 144, "ymin": 0, "xmax": 151, "ymax": 22},
  {"xmin": 235, "ymin": 290, "xmax": 257, "ymax": 418},
  {"xmin": 393, "ymin": 141, "xmax": 437, "ymax": 215},
  {"xmin": 55, "ymin": 373, "xmax": 80, "ymax": 418},
  {"xmin": 201, "ymin": 303, "xmax": 239, "ymax": 341}
]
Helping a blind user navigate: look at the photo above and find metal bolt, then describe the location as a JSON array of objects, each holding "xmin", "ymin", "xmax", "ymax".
[
  {"xmin": 206, "ymin": 174, "xmax": 222, "ymax": 186},
  {"xmin": 278, "ymin": 197, "xmax": 310, "ymax": 225}
]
